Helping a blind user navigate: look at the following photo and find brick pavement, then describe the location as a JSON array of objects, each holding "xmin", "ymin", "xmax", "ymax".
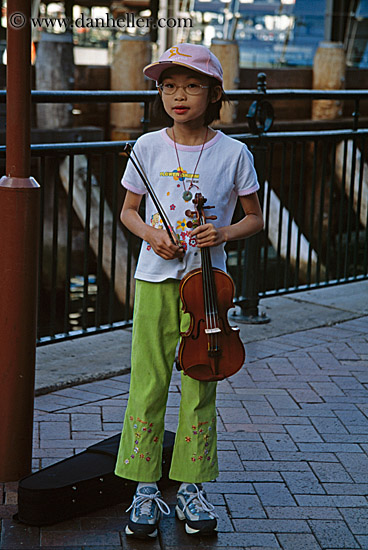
[{"xmin": 1, "ymin": 315, "xmax": 368, "ymax": 549}]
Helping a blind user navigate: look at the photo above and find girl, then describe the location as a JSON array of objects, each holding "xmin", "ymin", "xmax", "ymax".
[{"xmin": 115, "ymin": 43, "xmax": 264, "ymax": 539}]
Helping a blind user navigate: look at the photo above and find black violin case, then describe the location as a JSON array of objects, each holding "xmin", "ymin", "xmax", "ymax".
[{"xmin": 16, "ymin": 430, "xmax": 176, "ymax": 526}]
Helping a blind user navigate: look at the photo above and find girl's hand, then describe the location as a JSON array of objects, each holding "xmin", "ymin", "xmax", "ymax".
[
  {"xmin": 147, "ymin": 227, "xmax": 184, "ymax": 260},
  {"xmin": 191, "ymin": 223, "xmax": 225, "ymax": 248}
]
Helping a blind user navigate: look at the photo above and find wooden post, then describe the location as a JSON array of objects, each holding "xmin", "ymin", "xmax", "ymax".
[
  {"xmin": 110, "ymin": 36, "xmax": 150, "ymax": 134},
  {"xmin": 312, "ymin": 41, "xmax": 346, "ymax": 120},
  {"xmin": 35, "ymin": 31, "xmax": 74, "ymax": 129},
  {"xmin": 210, "ymin": 39, "xmax": 239, "ymax": 125}
]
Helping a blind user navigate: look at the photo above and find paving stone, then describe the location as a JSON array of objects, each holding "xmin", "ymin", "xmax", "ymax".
[
  {"xmin": 336, "ymin": 452, "xmax": 368, "ymax": 482},
  {"xmin": 353, "ymin": 370, "xmax": 368, "ymax": 383},
  {"xmin": 297, "ymin": 443, "xmax": 363, "ymax": 453},
  {"xmin": 32, "ymin": 447, "xmax": 73, "ymax": 458},
  {"xmin": 34, "ymin": 412, "xmax": 70, "ymax": 421},
  {"xmin": 217, "ymin": 431, "xmax": 261, "ymax": 441},
  {"xmin": 73, "ymin": 381, "xmax": 126, "ymax": 396},
  {"xmin": 218, "ymin": 450, "xmax": 244, "ymax": 471},
  {"xmin": 243, "ymin": 460, "xmax": 311, "ymax": 472},
  {"xmin": 339, "ymin": 507, "xmax": 368, "ymax": 535},
  {"xmin": 281, "ymin": 470, "xmax": 325, "ymax": 494},
  {"xmin": 234, "ymin": 441, "xmax": 272, "ymax": 461},
  {"xmin": 285, "ymin": 425, "xmax": 323, "ymax": 443},
  {"xmin": 265, "ymin": 394, "xmax": 299, "ymax": 410},
  {"xmin": 0, "ymin": 504, "xmax": 18, "ymax": 519},
  {"xmin": 219, "ymin": 407, "xmax": 251, "ymax": 424},
  {"xmin": 288, "ymin": 388, "xmax": 324, "ymax": 403},
  {"xmin": 220, "ymin": 471, "xmax": 282, "ymax": 483},
  {"xmin": 261, "ymin": 433, "xmax": 299, "ymax": 453},
  {"xmin": 101, "ymin": 406, "xmax": 125, "ymax": 423},
  {"xmin": 71, "ymin": 413, "xmax": 103, "ymax": 431},
  {"xmin": 248, "ymin": 415, "xmax": 311, "ymax": 425},
  {"xmin": 265, "ymin": 506, "xmax": 342, "ymax": 520},
  {"xmin": 329, "ymin": 343, "xmax": 360, "ymax": 360},
  {"xmin": 295, "ymin": 495, "xmax": 368, "ymax": 507},
  {"xmin": 224, "ymin": 494, "xmax": 266, "ymax": 519},
  {"xmin": 332, "ymin": 376, "xmax": 365, "ymax": 391},
  {"xmin": 241, "ymin": 401, "xmax": 275, "ymax": 416},
  {"xmin": 309, "ymin": 519, "xmax": 360, "ymax": 549},
  {"xmin": 323, "ymin": 433, "xmax": 368, "ymax": 443},
  {"xmin": 213, "ymin": 532, "xmax": 281, "ymax": 548},
  {"xmin": 157, "ymin": 517, "xmax": 202, "ymax": 547},
  {"xmin": 356, "ymin": 535, "xmax": 368, "ymax": 549},
  {"xmin": 270, "ymin": 451, "xmax": 339, "ymax": 463},
  {"xmin": 253, "ymin": 482, "xmax": 296, "ymax": 506},
  {"xmin": 334, "ymin": 409, "xmax": 368, "ymax": 428},
  {"xmin": 35, "ymin": 394, "xmax": 87, "ymax": 412},
  {"xmin": 233, "ymin": 518, "xmax": 311, "ymax": 533},
  {"xmin": 215, "ymin": 505, "xmax": 236, "ymax": 532},
  {"xmin": 310, "ymin": 382, "xmax": 346, "ymax": 398},
  {"xmin": 298, "ymin": 404, "xmax": 338, "ymax": 417},
  {"xmin": 323, "ymin": 483, "xmax": 368, "ymax": 495},
  {"xmin": 53, "ymin": 387, "xmax": 112, "ymax": 402},
  {"xmin": 276, "ymin": 533, "xmax": 321, "ymax": 550},
  {"xmin": 310, "ymin": 416, "xmax": 349, "ymax": 434},
  {"xmin": 309, "ymin": 461, "xmax": 353, "ymax": 483},
  {"xmin": 203, "ymin": 482, "xmax": 254, "ymax": 494},
  {"xmin": 0, "ymin": 519, "xmax": 40, "ymax": 548},
  {"xmin": 40, "ymin": 531, "xmax": 122, "ymax": 546},
  {"xmin": 225, "ymin": 423, "xmax": 286, "ymax": 433},
  {"xmin": 40, "ymin": 421, "xmax": 71, "ymax": 440},
  {"xmin": 309, "ymin": 351, "xmax": 342, "ymax": 369},
  {"xmin": 217, "ymin": 440, "xmax": 236, "ymax": 451}
]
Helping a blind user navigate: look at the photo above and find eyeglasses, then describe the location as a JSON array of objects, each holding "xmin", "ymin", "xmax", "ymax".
[{"xmin": 157, "ymin": 83, "xmax": 210, "ymax": 96}]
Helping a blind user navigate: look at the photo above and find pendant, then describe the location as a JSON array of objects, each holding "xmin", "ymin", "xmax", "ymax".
[{"xmin": 182, "ymin": 190, "xmax": 192, "ymax": 202}]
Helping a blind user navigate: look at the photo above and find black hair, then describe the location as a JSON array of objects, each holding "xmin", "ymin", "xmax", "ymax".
[{"xmin": 152, "ymin": 71, "xmax": 229, "ymax": 127}]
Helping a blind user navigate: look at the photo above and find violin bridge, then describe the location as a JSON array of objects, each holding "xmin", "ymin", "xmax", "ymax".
[{"xmin": 205, "ymin": 328, "xmax": 221, "ymax": 334}]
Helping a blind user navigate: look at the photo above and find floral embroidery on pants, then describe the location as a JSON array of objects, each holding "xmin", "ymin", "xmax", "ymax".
[
  {"xmin": 185, "ymin": 418, "xmax": 216, "ymax": 465},
  {"xmin": 123, "ymin": 416, "xmax": 158, "ymax": 464}
]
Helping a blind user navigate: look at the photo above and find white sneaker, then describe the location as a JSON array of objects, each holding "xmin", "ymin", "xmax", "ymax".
[
  {"xmin": 176, "ymin": 483, "xmax": 218, "ymax": 535},
  {"xmin": 125, "ymin": 486, "xmax": 170, "ymax": 538}
]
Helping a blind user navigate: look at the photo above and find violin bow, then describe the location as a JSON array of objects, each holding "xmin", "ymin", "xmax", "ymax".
[{"xmin": 123, "ymin": 144, "xmax": 181, "ymax": 248}]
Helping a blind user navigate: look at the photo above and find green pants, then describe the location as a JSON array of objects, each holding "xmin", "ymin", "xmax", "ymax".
[{"xmin": 114, "ymin": 279, "xmax": 218, "ymax": 483}]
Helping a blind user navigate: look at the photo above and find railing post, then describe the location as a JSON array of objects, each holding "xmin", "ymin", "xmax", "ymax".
[
  {"xmin": 233, "ymin": 73, "xmax": 273, "ymax": 323},
  {"xmin": 0, "ymin": 0, "xmax": 40, "ymax": 481}
]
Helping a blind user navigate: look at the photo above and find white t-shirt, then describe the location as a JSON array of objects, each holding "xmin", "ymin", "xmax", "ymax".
[{"xmin": 122, "ymin": 128, "xmax": 259, "ymax": 282}]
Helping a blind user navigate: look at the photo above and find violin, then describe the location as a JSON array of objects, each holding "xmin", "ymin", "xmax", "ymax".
[{"xmin": 178, "ymin": 193, "xmax": 245, "ymax": 382}]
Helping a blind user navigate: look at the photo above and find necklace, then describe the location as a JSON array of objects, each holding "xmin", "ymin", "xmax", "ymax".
[{"xmin": 172, "ymin": 127, "xmax": 208, "ymax": 202}]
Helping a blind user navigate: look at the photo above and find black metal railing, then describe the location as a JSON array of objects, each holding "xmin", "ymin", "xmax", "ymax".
[{"xmin": 0, "ymin": 81, "xmax": 367, "ymax": 342}]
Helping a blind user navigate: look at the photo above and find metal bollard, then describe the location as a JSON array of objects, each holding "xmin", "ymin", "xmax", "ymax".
[{"xmin": 232, "ymin": 73, "xmax": 273, "ymax": 324}]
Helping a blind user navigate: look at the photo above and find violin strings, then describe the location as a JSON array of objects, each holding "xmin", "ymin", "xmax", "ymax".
[{"xmin": 199, "ymin": 208, "xmax": 219, "ymax": 354}]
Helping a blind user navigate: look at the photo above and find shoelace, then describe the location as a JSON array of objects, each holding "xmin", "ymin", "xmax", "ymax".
[
  {"xmin": 126, "ymin": 491, "xmax": 171, "ymax": 517},
  {"xmin": 182, "ymin": 487, "xmax": 218, "ymax": 519}
]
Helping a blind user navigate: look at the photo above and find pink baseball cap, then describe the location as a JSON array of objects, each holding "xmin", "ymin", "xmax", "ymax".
[{"xmin": 143, "ymin": 43, "xmax": 223, "ymax": 86}]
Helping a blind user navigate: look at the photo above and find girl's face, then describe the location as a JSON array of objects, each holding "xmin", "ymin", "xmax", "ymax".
[{"xmin": 159, "ymin": 67, "xmax": 221, "ymax": 128}]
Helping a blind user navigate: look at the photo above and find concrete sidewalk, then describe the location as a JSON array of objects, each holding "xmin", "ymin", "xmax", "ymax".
[{"xmin": 1, "ymin": 280, "xmax": 368, "ymax": 549}]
